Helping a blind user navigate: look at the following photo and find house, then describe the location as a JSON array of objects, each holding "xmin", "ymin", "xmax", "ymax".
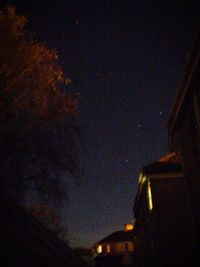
[
  {"xmin": 168, "ymin": 29, "xmax": 200, "ymax": 257},
  {"xmin": 0, "ymin": 195, "xmax": 89, "ymax": 267},
  {"xmin": 93, "ymin": 224, "xmax": 135, "ymax": 266},
  {"xmin": 133, "ymin": 152, "xmax": 193, "ymax": 267}
]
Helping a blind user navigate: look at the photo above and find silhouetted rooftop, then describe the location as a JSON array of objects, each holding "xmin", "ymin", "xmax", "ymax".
[
  {"xmin": 142, "ymin": 162, "xmax": 182, "ymax": 174},
  {"xmin": 0, "ymin": 195, "xmax": 89, "ymax": 267},
  {"xmin": 95, "ymin": 230, "xmax": 134, "ymax": 245}
]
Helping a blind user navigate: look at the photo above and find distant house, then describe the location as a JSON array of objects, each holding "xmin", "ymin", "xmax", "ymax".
[
  {"xmin": 133, "ymin": 152, "xmax": 193, "ymax": 267},
  {"xmin": 93, "ymin": 224, "xmax": 135, "ymax": 266},
  {"xmin": 168, "ymin": 30, "xmax": 200, "ymax": 256},
  {"xmin": 0, "ymin": 196, "xmax": 89, "ymax": 267}
]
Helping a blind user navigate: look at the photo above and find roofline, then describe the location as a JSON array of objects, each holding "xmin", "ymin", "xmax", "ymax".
[
  {"xmin": 93, "ymin": 230, "xmax": 134, "ymax": 246},
  {"xmin": 94, "ymin": 239, "xmax": 133, "ymax": 246},
  {"xmin": 158, "ymin": 151, "xmax": 178, "ymax": 162},
  {"xmin": 0, "ymin": 196, "xmax": 88, "ymax": 267},
  {"xmin": 168, "ymin": 29, "xmax": 200, "ymax": 147},
  {"xmin": 146, "ymin": 172, "xmax": 183, "ymax": 179}
]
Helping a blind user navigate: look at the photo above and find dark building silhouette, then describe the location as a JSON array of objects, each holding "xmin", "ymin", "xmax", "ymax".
[
  {"xmin": 168, "ymin": 30, "xmax": 200, "ymax": 259},
  {"xmin": 0, "ymin": 196, "xmax": 89, "ymax": 267},
  {"xmin": 133, "ymin": 152, "xmax": 193, "ymax": 267}
]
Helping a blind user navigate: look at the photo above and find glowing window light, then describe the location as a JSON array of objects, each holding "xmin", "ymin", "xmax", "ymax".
[
  {"xmin": 147, "ymin": 181, "xmax": 153, "ymax": 211},
  {"xmin": 97, "ymin": 245, "xmax": 102, "ymax": 254},
  {"xmin": 106, "ymin": 245, "xmax": 110, "ymax": 253}
]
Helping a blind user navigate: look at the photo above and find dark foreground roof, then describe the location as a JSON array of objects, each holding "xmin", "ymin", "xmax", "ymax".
[
  {"xmin": 0, "ymin": 196, "xmax": 89, "ymax": 267},
  {"xmin": 95, "ymin": 230, "xmax": 134, "ymax": 245}
]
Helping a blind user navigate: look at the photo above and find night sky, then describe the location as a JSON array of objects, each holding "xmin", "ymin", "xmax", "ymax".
[{"xmin": 2, "ymin": 0, "xmax": 200, "ymax": 248}]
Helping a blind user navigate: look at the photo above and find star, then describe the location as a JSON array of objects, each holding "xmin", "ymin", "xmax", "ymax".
[{"xmin": 138, "ymin": 124, "xmax": 142, "ymax": 128}]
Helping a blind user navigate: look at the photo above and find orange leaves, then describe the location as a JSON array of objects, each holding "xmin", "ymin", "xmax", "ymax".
[
  {"xmin": 64, "ymin": 94, "xmax": 79, "ymax": 115},
  {"xmin": 0, "ymin": 6, "xmax": 27, "ymax": 42},
  {"xmin": 0, "ymin": 5, "xmax": 78, "ymax": 124},
  {"xmin": 29, "ymin": 203, "xmax": 58, "ymax": 226}
]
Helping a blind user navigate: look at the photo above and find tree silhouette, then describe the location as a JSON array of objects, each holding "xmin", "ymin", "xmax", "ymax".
[{"xmin": 0, "ymin": 6, "xmax": 80, "ymax": 211}]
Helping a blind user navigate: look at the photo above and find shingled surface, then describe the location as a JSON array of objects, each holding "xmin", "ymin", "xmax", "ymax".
[{"xmin": 95, "ymin": 230, "xmax": 134, "ymax": 245}]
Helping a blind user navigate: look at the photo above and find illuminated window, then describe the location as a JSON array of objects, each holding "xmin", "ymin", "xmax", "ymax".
[
  {"xmin": 106, "ymin": 245, "xmax": 110, "ymax": 253},
  {"xmin": 97, "ymin": 245, "xmax": 102, "ymax": 254},
  {"xmin": 147, "ymin": 181, "xmax": 153, "ymax": 211}
]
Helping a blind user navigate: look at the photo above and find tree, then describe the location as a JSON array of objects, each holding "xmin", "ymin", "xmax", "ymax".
[{"xmin": 0, "ymin": 6, "xmax": 80, "ymax": 210}]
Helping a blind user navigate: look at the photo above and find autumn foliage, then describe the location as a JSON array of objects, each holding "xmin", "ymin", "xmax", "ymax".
[
  {"xmin": 0, "ymin": 6, "xmax": 78, "ymax": 122},
  {"xmin": 0, "ymin": 6, "xmax": 80, "ymax": 208}
]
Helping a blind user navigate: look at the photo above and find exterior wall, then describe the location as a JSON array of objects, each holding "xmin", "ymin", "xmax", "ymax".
[
  {"xmin": 150, "ymin": 177, "xmax": 193, "ymax": 267},
  {"xmin": 133, "ymin": 173, "xmax": 193, "ymax": 267},
  {"xmin": 170, "ymin": 76, "xmax": 200, "ymax": 255},
  {"xmin": 94, "ymin": 240, "xmax": 135, "ymax": 267},
  {"xmin": 95, "ymin": 241, "xmax": 134, "ymax": 256},
  {"xmin": 168, "ymin": 32, "xmax": 200, "ymax": 260},
  {"xmin": 115, "ymin": 241, "xmax": 134, "ymax": 253}
]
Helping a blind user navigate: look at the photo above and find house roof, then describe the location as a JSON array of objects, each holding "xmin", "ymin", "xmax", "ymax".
[
  {"xmin": 142, "ymin": 161, "xmax": 182, "ymax": 175},
  {"xmin": 0, "ymin": 195, "xmax": 89, "ymax": 267},
  {"xmin": 142, "ymin": 152, "xmax": 183, "ymax": 175},
  {"xmin": 95, "ymin": 230, "xmax": 134, "ymax": 245},
  {"xmin": 158, "ymin": 151, "xmax": 182, "ymax": 163}
]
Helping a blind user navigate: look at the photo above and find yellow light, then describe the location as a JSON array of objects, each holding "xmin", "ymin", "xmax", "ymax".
[
  {"xmin": 147, "ymin": 181, "xmax": 153, "ymax": 211},
  {"xmin": 138, "ymin": 173, "xmax": 147, "ymax": 185},
  {"xmin": 106, "ymin": 245, "xmax": 110, "ymax": 253},
  {"xmin": 138, "ymin": 173, "xmax": 143, "ymax": 184},
  {"xmin": 97, "ymin": 245, "xmax": 102, "ymax": 254},
  {"xmin": 124, "ymin": 224, "xmax": 134, "ymax": 232}
]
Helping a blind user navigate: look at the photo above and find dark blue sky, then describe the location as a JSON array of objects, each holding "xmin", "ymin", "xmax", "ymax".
[{"xmin": 2, "ymin": 0, "xmax": 200, "ymax": 248}]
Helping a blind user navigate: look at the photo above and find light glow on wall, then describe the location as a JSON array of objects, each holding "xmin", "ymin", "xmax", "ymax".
[
  {"xmin": 106, "ymin": 245, "xmax": 110, "ymax": 253},
  {"xmin": 138, "ymin": 173, "xmax": 147, "ymax": 185},
  {"xmin": 147, "ymin": 181, "xmax": 153, "ymax": 211}
]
